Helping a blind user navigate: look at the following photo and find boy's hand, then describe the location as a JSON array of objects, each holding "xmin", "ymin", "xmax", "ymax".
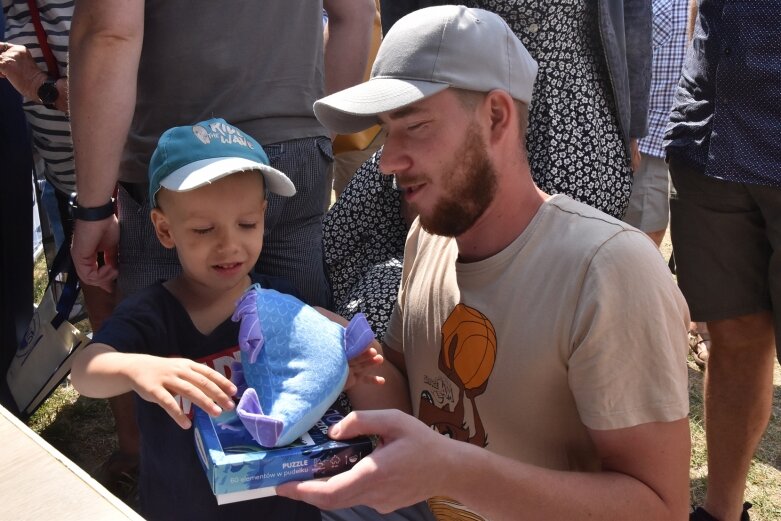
[
  {"xmin": 126, "ymin": 355, "xmax": 237, "ymax": 429},
  {"xmin": 313, "ymin": 307, "xmax": 386, "ymax": 391},
  {"xmin": 344, "ymin": 343, "xmax": 385, "ymax": 391}
]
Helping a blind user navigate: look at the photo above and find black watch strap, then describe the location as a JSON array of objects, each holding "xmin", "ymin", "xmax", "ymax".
[
  {"xmin": 37, "ymin": 78, "xmax": 59, "ymax": 109},
  {"xmin": 69, "ymin": 196, "xmax": 116, "ymax": 221}
]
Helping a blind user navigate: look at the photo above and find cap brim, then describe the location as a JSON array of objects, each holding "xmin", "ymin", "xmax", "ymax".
[
  {"xmin": 314, "ymin": 78, "xmax": 450, "ymax": 134},
  {"xmin": 160, "ymin": 157, "xmax": 296, "ymax": 197}
]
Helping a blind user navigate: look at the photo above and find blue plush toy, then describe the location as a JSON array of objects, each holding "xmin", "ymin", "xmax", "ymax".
[{"xmin": 230, "ymin": 284, "xmax": 375, "ymax": 447}]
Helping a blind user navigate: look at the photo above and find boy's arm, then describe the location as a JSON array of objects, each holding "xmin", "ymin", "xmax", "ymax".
[{"xmin": 71, "ymin": 343, "xmax": 237, "ymax": 429}]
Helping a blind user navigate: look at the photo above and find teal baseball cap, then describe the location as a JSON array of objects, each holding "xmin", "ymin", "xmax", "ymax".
[{"xmin": 148, "ymin": 118, "xmax": 296, "ymax": 206}]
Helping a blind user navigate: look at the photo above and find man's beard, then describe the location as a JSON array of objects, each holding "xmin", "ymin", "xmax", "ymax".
[{"xmin": 419, "ymin": 122, "xmax": 498, "ymax": 237}]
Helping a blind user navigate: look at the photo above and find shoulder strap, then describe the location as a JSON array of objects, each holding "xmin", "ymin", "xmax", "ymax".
[
  {"xmin": 26, "ymin": 0, "xmax": 60, "ymax": 79},
  {"xmin": 47, "ymin": 242, "xmax": 80, "ymax": 328}
]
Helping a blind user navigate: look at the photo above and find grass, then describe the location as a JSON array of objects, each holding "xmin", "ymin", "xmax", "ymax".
[{"xmin": 27, "ymin": 238, "xmax": 781, "ymax": 519}]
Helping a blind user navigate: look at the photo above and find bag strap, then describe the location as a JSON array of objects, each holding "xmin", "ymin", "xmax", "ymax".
[
  {"xmin": 26, "ymin": 0, "xmax": 60, "ymax": 79},
  {"xmin": 47, "ymin": 242, "xmax": 80, "ymax": 329}
]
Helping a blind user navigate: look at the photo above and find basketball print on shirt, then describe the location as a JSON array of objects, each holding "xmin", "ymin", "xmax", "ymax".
[
  {"xmin": 418, "ymin": 303, "xmax": 497, "ymax": 448},
  {"xmin": 419, "ymin": 303, "xmax": 498, "ymax": 521}
]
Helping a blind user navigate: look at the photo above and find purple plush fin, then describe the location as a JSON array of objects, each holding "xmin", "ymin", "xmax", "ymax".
[
  {"xmin": 344, "ymin": 313, "xmax": 376, "ymax": 360},
  {"xmin": 232, "ymin": 286, "xmax": 265, "ymax": 364},
  {"xmin": 236, "ymin": 388, "xmax": 283, "ymax": 447},
  {"xmin": 230, "ymin": 360, "xmax": 248, "ymax": 396},
  {"xmin": 231, "ymin": 284, "xmax": 258, "ymax": 322}
]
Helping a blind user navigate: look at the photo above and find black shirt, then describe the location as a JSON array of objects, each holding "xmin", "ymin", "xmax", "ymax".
[{"xmin": 93, "ymin": 273, "xmax": 318, "ymax": 521}]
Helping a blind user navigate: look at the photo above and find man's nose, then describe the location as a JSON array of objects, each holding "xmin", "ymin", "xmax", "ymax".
[{"xmin": 378, "ymin": 136, "xmax": 411, "ymax": 176}]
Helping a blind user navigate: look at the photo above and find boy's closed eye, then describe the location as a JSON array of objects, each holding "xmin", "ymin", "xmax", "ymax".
[
  {"xmin": 192, "ymin": 227, "xmax": 214, "ymax": 235},
  {"xmin": 239, "ymin": 222, "xmax": 258, "ymax": 230}
]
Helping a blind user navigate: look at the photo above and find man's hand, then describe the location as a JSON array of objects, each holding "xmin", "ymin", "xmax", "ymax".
[
  {"xmin": 125, "ymin": 354, "xmax": 237, "ymax": 429},
  {"xmin": 630, "ymin": 138, "xmax": 642, "ymax": 174},
  {"xmin": 277, "ymin": 409, "xmax": 450, "ymax": 513},
  {"xmin": 72, "ymin": 217, "xmax": 120, "ymax": 293},
  {"xmin": 0, "ymin": 42, "xmax": 47, "ymax": 101}
]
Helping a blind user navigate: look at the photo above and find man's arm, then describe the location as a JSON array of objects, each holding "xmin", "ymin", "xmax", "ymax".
[
  {"xmin": 278, "ymin": 412, "xmax": 690, "ymax": 520},
  {"xmin": 0, "ymin": 44, "xmax": 68, "ymax": 113},
  {"xmin": 451, "ymin": 419, "xmax": 691, "ymax": 520},
  {"xmin": 68, "ymin": 0, "xmax": 144, "ymax": 291},
  {"xmin": 322, "ymin": 0, "xmax": 375, "ymax": 96}
]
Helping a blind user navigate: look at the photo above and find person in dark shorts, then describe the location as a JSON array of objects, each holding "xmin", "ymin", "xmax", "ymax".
[{"xmin": 665, "ymin": 1, "xmax": 781, "ymax": 519}]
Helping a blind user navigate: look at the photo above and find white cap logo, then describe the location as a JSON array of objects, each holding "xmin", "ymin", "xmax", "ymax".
[{"xmin": 192, "ymin": 125, "xmax": 210, "ymax": 144}]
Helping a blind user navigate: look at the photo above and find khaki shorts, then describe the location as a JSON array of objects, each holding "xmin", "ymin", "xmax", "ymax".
[
  {"xmin": 669, "ymin": 156, "xmax": 781, "ymax": 361},
  {"xmin": 624, "ymin": 154, "xmax": 670, "ymax": 232}
]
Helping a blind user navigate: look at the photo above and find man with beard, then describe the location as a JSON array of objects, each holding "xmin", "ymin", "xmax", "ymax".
[{"xmin": 278, "ymin": 6, "xmax": 692, "ymax": 521}]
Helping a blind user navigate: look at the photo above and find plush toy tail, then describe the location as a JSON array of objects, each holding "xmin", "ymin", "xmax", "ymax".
[
  {"xmin": 236, "ymin": 388, "xmax": 284, "ymax": 447},
  {"xmin": 232, "ymin": 284, "xmax": 265, "ymax": 363},
  {"xmin": 344, "ymin": 313, "xmax": 376, "ymax": 360}
]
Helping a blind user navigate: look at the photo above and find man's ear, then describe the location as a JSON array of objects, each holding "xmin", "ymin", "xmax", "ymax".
[
  {"xmin": 150, "ymin": 208, "xmax": 176, "ymax": 249},
  {"xmin": 484, "ymin": 89, "xmax": 515, "ymax": 144}
]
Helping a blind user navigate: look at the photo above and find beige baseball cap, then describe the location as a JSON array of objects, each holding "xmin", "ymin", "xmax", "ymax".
[{"xmin": 314, "ymin": 5, "xmax": 538, "ymax": 134}]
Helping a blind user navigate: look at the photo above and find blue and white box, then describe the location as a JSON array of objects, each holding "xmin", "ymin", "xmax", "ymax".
[{"xmin": 194, "ymin": 406, "xmax": 375, "ymax": 504}]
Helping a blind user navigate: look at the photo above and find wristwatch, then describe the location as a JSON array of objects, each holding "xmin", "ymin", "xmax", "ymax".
[
  {"xmin": 69, "ymin": 195, "xmax": 116, "ymax": 221},
  {"xmin": 37, "ymin": 78, "xmax": 59, "ymax": 109}
]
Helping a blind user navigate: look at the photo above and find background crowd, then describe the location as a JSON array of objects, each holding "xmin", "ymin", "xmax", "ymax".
[{"xmin": 1, "ymin": 1, "xmax": 780, "ymax": 521}]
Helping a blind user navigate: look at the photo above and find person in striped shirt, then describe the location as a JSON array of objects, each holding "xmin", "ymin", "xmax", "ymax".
[{"xmin": 1, "ymin": 0, "xmax": 133, "ymax": 496}]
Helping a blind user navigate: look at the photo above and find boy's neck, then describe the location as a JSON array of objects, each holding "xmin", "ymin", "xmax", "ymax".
[{"xmin": 164, "ymin": 274, "xmax": 252, "ymax": 335}]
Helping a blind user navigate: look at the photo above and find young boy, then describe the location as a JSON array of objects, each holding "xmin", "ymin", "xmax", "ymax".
[{"xmin": 71, "ymin": 118, "xmax": 376, "ymax": 520}]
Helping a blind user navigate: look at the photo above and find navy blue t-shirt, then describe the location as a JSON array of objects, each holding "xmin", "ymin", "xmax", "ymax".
[{"xmin": 93, "ymin": 273, "xmax": 319, "ymax": 521}]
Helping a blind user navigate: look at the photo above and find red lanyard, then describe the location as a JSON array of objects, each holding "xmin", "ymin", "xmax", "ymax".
[{"xmin": 26, "ymin": 0, "xmax": 60, "ymax": 79}]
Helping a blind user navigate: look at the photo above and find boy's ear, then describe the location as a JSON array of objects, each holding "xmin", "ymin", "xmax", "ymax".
[{"xmin": 150, "ymin": 208, "xmax": 176, "ymax": 249}]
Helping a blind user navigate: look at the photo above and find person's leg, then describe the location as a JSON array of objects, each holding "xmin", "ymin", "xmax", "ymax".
[
  {"xmin": 108, "ymin": 392, "xmax": 140, "ymax": 460},
  {"xmin": 669, "ymin": 157, "xmax": 776, "ymax": 520},
  {"xmin": 623, "ymin": 153, "xmax": 669, "ymax": 247},
  {"xmin": 258, "ymin": 137, "xmax": 332, "ymax": 308},
  {"xmin": 701, "ymin": 312, "xmax": 775, "ymax": 521},
  {"xmin": 117, "ymin": 183, "xmax": 182, "ymax": 297},
  {"xmin": 689, "ymin": 321, "xmax": 710, "ymax": 368},
  {"xmin": 95, "ymin": 183, "xmax": 183, "ymax": 490},
  {"xmin": 81, "ymin": 282, "xmax": 139, "ymax": 482}
]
